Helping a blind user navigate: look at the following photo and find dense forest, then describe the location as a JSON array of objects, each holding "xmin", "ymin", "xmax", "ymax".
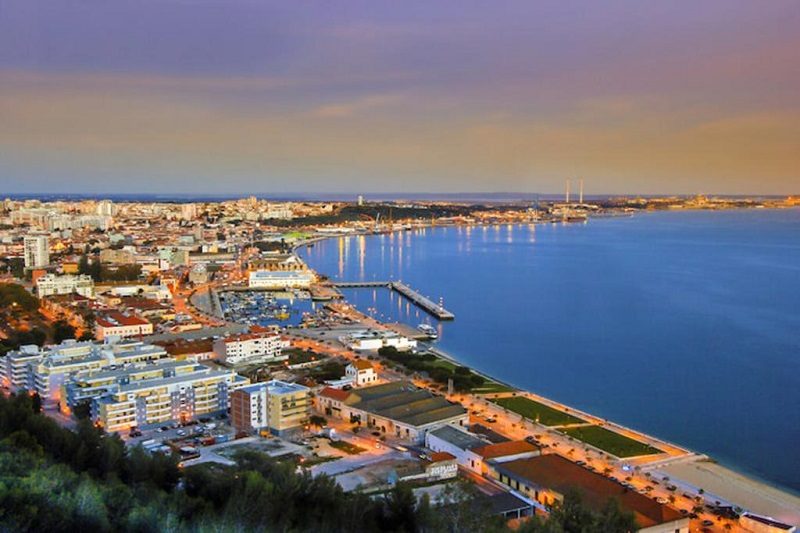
[{"xmin": 0, "ymin": 391, "xmax": 637, "ymax": 532}]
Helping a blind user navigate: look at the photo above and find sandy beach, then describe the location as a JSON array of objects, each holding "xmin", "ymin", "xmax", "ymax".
[{"xmin": 661, "ymin": 460, "xmax": 800, "ymax": 525}]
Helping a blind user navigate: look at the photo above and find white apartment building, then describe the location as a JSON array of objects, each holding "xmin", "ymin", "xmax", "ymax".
[
  {"xmin": 1, "ymin": 339, "xmax": 166, "ymax": 403},
  {"xmin": 0, "ymin": 344, "xmax": 41, "ymax": 391},
  {"xmin": 24, "ymin": 235, "xmax": 49, "ymax": 268},
  {"xmin": 91, "ymin": 361, "xmax": 249, "ymax": 432},
  {"xmin": 36, "ymin": 273, "xmax": 95, "ymax": 298},
  {"xmin": 213, "ymin": 332, "xmax": 290, "ymax": 366}
]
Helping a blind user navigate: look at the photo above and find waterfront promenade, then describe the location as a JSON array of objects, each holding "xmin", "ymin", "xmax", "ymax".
[{"xmin": 286, "ymin": 285, "xmax": 800, "ymax": 527}]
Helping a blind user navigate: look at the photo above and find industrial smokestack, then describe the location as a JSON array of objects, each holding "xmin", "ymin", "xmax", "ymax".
[
  {"xmin": 579, "ymin": 179, "xmax": 584, "ymax": 204},
  {"xmin": 565, "ymin": 178, "xmax": 570, "ymax": 203}
]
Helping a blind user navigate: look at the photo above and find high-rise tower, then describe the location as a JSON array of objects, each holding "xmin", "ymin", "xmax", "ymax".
[{"xmin": 24, "ymin": 235, "xmax": 49, "ymax": 269}]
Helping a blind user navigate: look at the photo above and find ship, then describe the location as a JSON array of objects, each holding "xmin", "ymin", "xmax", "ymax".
[{"xmin": 417, "ymin": 324, "xmax": 438, "ymax": 339}]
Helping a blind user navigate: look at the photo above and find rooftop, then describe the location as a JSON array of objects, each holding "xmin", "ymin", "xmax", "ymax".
[
  {"xmin": 96, "ymin": 313, "xmax": 150, "ymax": 327},
  {"xmin": 218, "ymin": 332, "xmax": 281, "ymax": 344},
  {"xmin": 239, "ymin": 379, "xmax": 309, "ymax": 396},
  {"xmin": 116, "ymin": 367, "xmax": 245, "ymax": 394},
  {"xmin": 428, "ymin": 424, "xmax": 489, "ymax": 451},
  {"xmin": 319, "ymin": 386, "xmax": 351, "ymax": 402},
  {"xmin": 474, "ymin": 440, "xmax": 540, "ymax": 460},
  {"xmin": 331, "ymin": 381, "xmax": 468, "ymax": 428},
  {"xmin": 351, "ymin": 359, "xmax": 374, "ymax": 371},
  {"xmin": 494, "ymin": 455, "xmax": 684, "ymax": 529}
]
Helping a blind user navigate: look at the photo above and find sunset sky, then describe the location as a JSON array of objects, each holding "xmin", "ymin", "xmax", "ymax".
[{"xmin": 1, "ymin": 1, "xmax": 797, "ymax": 196}]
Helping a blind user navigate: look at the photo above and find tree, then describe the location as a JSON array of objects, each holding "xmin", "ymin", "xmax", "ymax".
[
  {"xmin": 520, "ymin": 488, "xmax": 638, "ymax": 533},
  {"xmin": 596, "ymin": 497, "xmax": 639, "ymax": 532},
  {"xmin": 53, "ymin": 319, "xmax": 76, "ymax": 344},
  {"xmin": 6, "ymin": 257, "xmax": 24, "ymax": 278},
  {"xmin": 309, "ymin": 415, "xmax": 327, "ymax": 428},
  {"xmin": 381, "ymin": 482, "xmax": 418, "ymax": 532},
  {"xmin": 78, "ymin": 254, "xmax": 91, "ymax": 276},
  {"xmin": 431, "ymin": 480, "xmax": 504, "ymax": 533},
  {"xmin": 0, "ymin": 283, "xmax": 40, "ymax": 312}
]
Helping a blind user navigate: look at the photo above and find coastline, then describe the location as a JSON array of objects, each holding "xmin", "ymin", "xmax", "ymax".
[
  {"xmin": 660, "ymin": 461, "xmax": 800, "ymax": 525},
  {"xmin": 425, "ymin": 342, "xmax": 800, "ymax": 523},
  {"xmin": 293, "ymin": 217, "xmax": 800, "ymax": 524}
]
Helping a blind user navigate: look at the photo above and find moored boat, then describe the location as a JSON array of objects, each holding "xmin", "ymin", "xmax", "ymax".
[{"xmin": 417, "ymin": 324, "xmax": 438, "ymax": 339}]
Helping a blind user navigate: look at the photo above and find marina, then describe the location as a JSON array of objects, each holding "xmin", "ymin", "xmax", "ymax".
[{"xmin": 219, "ymin": 290, "xmax": 317, "ymax": 327}]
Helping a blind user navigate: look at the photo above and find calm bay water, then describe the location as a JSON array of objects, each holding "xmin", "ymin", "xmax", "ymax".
[{"xmin": 301, "ymin": 209, "xmax": 800, "ymax": 493}]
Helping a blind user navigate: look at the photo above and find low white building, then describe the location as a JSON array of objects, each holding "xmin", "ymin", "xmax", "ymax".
[
  {"xmin": 213, "ymin": 332, "xmax": 290, "ymax": 366},
  {"xmin": 36, "ymin": 273, "xmax": 95, "ymax": 298},
  {"xmin": 426, "ymin": 425, "xmax": 541, "ymax": 475},
  {"xmin": 106, "ymin": 284, "xmax": 172, "ymax": 301},
  {"xmin": 426, "ymin": 424, "xmax": 491, "ymax": 474},
  {"xmin": 248, "ymin": 270, "xmax": 315, "ymax": 289},
  {"xmin": 95, "ymin": 313, "xmax": 153, "ymax": 340},
  {"xmin": 339, "ymin": 330, "xmax": 417, "ymax": 352},
  {"xmin": 345, "ymin": 359, "xmax": 379, "ymax": 386}
]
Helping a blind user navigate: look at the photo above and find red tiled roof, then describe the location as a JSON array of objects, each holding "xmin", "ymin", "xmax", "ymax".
[
  {"xmin": 352, "ymin": 359, "xmax": 373, "ymax": 371},
  {"xmin": 495, "ymin": 455, "xmax": 684, "ymax": 528},
  {"xmin": 319, "ymin": 387, "xmax": 351, "ymax": 402},
  {"xmin": 474, "ymin": 440, "xmax": 539, "ymax": 459},
  {"xmin": 96, "ymin": 313, "xmax": 149, "ymax": 327},
  {"xmin": 430, "ymin": 451, "xmax": 457, "ymax": 463}
]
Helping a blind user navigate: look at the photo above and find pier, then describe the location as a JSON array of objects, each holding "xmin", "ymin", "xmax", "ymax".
[
  {"xmin": 333, "ymin": 281, "xmax": 455, "ymax": 320},
  {"xmin": 334, "ymin": 281, "xmax": 391, "ymax": 288}
]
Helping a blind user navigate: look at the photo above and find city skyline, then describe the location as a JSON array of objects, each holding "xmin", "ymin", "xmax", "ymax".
[{"xmin": 1, "ymin": 1, "xmax": 798, "ymax": 195}]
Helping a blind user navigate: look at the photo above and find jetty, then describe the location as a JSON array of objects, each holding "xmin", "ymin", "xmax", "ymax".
[{"xmin": 333, "ymin": 281, "xmax": 455, "ymax": 320}]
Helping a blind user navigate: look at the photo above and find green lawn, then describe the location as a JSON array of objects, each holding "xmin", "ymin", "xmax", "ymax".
[
  {"xmin": 562, "ymin": 425, "xmax": 662, "ymax": 458},
  {"xmin": 429, "ymin": 359, "xmax": 457, "ymax": 372},
  {"xmin": 472, "ymin": 382, "xmax": 517, "ymax": 394},
  {"xmin": 493, "ymin": 397, "xmax": 585, "ymax": 426}
]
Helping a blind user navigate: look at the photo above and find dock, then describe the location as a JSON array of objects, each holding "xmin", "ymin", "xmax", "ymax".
[
  {"xmin": 386, "ymin": 322, "xmax": 428, "ymax": 340},
  {"xmin": 334, "ymin": 281, "xmax": 391, "ymax": 288},
  {"xmin": 333, "ymin": 281, "xmax": 455, "ymax": 320}
]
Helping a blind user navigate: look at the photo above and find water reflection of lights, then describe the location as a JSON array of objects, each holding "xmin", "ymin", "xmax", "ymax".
[{"xmin": 358, "ymin": 235, "xmax": 366, "ymax": 279}]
